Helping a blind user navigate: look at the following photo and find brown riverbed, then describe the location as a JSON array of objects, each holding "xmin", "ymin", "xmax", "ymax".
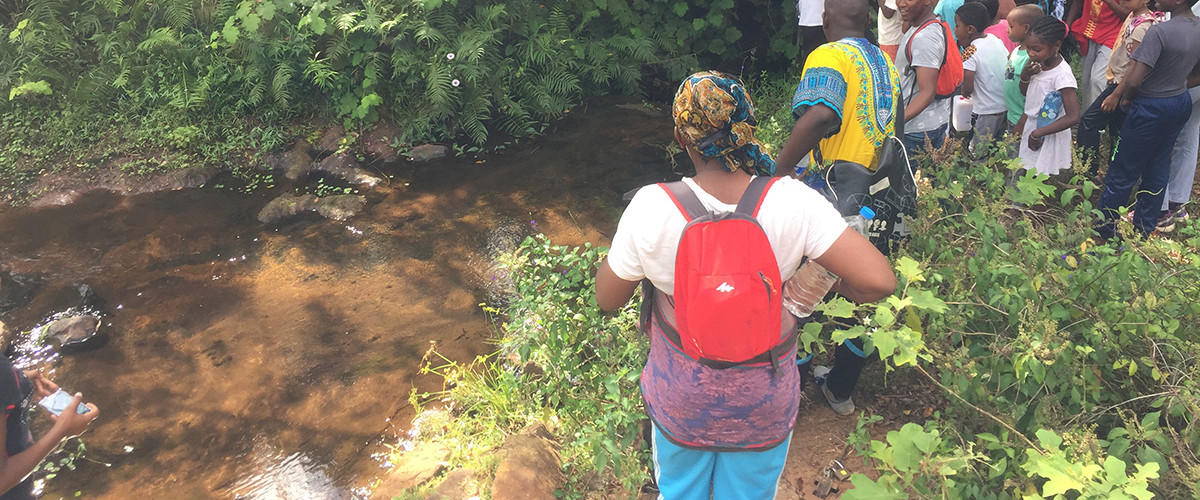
[{"xmin": 0, "ymin": 97, "xmax": 675, "ymax": 498}]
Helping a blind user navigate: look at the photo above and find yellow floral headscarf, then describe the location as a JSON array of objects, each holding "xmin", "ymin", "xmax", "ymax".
[{"xmin": 673, "ymin": 71, "xmax": 776, "ymax": 175}]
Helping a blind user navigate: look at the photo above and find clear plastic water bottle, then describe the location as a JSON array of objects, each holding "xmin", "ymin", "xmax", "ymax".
[
  {"xmin": 1037, "ymin": 90, "xmax": 1063, "ymax": 129},
  {"xmin": 783, "ymin": 206, "xmax": 876, "ymax": 318}
]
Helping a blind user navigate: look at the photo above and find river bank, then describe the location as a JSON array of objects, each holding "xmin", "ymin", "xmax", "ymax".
[{"xmin": 0, "ymin": 96, "xmax": 680, "ymax": 498}]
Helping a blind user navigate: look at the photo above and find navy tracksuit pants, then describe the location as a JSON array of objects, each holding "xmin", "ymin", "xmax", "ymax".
[{"xmin": 1098, "ymin": 91, "xmax": 1193, "ymax": 238}]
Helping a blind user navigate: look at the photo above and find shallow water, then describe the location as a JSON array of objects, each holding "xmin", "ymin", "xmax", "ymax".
[{"xmin": 0, "ymin": 97, "xmax": 673, "ymax": 498}]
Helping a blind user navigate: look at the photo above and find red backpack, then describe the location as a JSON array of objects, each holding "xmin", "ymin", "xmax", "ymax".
[
  {"xmin": 905, "ymin": 18, "xmax": 964, "ymax": 99},
  {"xmin": 641, "ymin": 176, "xmax": 795, "ymax": 372}
]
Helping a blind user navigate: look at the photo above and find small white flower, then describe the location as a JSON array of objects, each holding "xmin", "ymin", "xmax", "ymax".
[
  {"xmin": 451, "ymin": 79, "xmax": 460, "ymax": 87},
  {"xmin": 446, "ymin": 52, "xmax": 455, "ymax": 61}
]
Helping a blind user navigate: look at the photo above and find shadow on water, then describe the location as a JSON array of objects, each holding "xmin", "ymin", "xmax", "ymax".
[{"xmin": 0, "ymin": 96, "xmax": 674, "ymax": 498}]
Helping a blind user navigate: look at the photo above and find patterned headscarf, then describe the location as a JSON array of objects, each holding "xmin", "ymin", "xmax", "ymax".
[{"xmin": 672, "ymin": 71, "xmax": 776, "ymax": 176}]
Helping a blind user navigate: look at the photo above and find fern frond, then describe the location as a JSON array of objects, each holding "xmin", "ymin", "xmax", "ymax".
[
  {"xmin": 271, "ymin": 63, "xmax": 292, "ymax": 108},
  {"xmin": 137, "ymin": 27, "xmax": 180, "ymax": 52},
  {"xmin": 164, "ymin": 0, "xmax": 193, "ymax": 29}
]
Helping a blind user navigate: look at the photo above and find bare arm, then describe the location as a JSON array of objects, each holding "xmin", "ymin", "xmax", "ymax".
[
  {"xmin": 904, "ymin": 67, "xmax": 940, "ymax": 123},
  {"xmin": 1119, "ymin": 60, "xmax": 1151, "ymax": 109},
  {"xmin": 962, "ymin": 69, "xmax": 977, "ymax": 99},
  {"xmin": 595, "ymin": 260, "xmax": 640, "ymax": 311},
  {"xmin": 777, "ymin": 104, "xmax": 839, "ymax": 178},
  {"xmin": 813, "ymin": 229, "xmax": 896, "ymax": 303},
  {"xmin": 1100, "ymin": 0, "xmax": 1131, "ymax": 19},
  {"xmin": 0, "ymin": 394, "xmax": 98, "ymax": 492},
  {"xmin": 1033, "ymin": 87, "xmax": 1082, "ymax": 138},
  {"xmin": 882, "ymin": 5, "xmax": 897, "ymax": 17},
  {"xmin": 1066, "ymin": 0, "xmax": 1085, "ymax": 27},
  {"xmin": 1188, "ymin": 60, "xmax": 1200, "ymax": 88}
]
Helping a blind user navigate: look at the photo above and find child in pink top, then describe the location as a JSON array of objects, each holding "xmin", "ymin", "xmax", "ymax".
[{"xmin": 977, "ymin": 0, "xmax": 1020, "ymax": 52}]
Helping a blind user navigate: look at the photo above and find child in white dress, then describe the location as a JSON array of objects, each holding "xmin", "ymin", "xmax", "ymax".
[{"xmin": 1016, "ymin": 15, "xmax": 1080, "ymax": 176}]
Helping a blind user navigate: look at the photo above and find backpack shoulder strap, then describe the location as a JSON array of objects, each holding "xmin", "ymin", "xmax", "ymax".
[
  {"xmin": 904, "ymin": 18, "xmax": 940, "ymax": 63},
  {"xmin": 734, "ymin": 176, "xmax": 778, "ymax": 218},
  {"xmin": 658, "ymin": 181, "xmax": 708, "ymax": 221}
]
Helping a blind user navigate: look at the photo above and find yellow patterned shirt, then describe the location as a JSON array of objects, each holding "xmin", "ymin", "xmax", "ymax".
[{"xmin": 792, "ymin": 38, "xmax": 901, "ymax": 171}]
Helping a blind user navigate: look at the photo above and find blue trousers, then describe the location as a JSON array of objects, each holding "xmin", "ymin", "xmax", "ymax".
[
  {"xmin": 651, "ymin": 427, "xmax": 791, "ymax": 500},
  {"xmin": 903, "ymin": 123, "xmax": 948, "ymax": 157},
  {"xmin": 1098, "ymin": 92, "xmax": 1193, "ymax": 238}
]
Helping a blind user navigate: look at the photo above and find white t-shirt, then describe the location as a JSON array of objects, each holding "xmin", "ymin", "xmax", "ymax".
[
  {"xmin": 963, "ymin": 34, "xmax": 1009, "ymax": 115},
  {"xmin": 898, "ymin": 22, "xmax": 952, "ymax": 133},
  {"xmin": 607, "ymin": 177, "xmax": 848, "ymax": 295},
  {"xmin": 798, "ymin": 0, "xmax": 825, "ymax": 26},
  {"xmin": 1194, "ymin": 2, "xmax": 1200, "ymax": 16},
  {"xmin": 1019, "ymin": 61, "xmax": 1078, "ymax": 175},
  {"xmin": 878, "ymin": 0, "xmax": 903, "ymax": 46}
]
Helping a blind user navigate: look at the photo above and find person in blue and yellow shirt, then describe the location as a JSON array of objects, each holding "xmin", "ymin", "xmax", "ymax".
[{"xmin": 777, "ymin": 0, "xmax": 902, "ymax": 180}]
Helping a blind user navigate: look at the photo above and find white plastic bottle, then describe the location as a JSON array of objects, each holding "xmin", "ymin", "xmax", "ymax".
[{"xmin": 782, "ymin": 206, "xmax": 876, "ymax": 318}]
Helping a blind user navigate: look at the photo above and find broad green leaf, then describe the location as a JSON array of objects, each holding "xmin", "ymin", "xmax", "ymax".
[
  {"xmin": 243, "ymin": 13, "xmax": 261, "ymax": 33},
  {"xmin": 842, "ymin": 474, "xmax": 906, "ymax": 500},
  {"xmin": 895, "ymin": 256, "xmax": 924, "ymax": 282},
  {"xmin": 258, "ymin": 1, "xmax": 276, "ymax": 20},
  {"xmin": 818, "ymin": 296, "xmax": 856, "ymax": 318},
  {"xmin": 908, "ymin": 289, "xmax": 947, "ymax": 313},
  {"xmin": 222, "ymin": 18, "xmax": 240, "ymax": 44}
]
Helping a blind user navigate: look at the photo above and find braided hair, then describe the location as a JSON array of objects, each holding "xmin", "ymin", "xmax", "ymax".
[{"xmin": 1028, "ymin": 14, "xmax": 1068, "ymax": 44}]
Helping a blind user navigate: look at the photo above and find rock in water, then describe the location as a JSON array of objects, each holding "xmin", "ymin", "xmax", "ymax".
[
  {"xmin": 258, "ymin": 194, "xmax": 319, "ymax": 224},
  {"xmin": 314, "ymin": 195, "xmax": 367, "ymax": 221},
  {"xmin": 315, "ymin": 153, "xmax": 383, "ymax": 186},
  {"xmin": 258, "ymin": 194, "xmax": 366, "ymax": 224},
  {"xmin": 42, "ymin": 315, "xmax": 101, "ymax": 347},
  {"xmin": 409, "ymin": 144, "xmax": 450, "ymax": 162}
]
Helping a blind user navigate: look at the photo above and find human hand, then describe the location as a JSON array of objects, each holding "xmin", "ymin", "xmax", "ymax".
[
  {"xmin": 49, "ymin": 393, "xmax": 98, "ymax": 439},
  {"xmin": 1101, "ymin": 93, "xmax": 1121, "ymax": 113},
  {"xmin": 22, "ymin": 370, "xmax": 59, "ymax": 399},
  {"xmin": 1028, "ymin": 132, "xmax": 1045, "ymax": 152},
  {"xmin": 1022, "ymin": 61, "xmax": 1043, "ymax": 79}
]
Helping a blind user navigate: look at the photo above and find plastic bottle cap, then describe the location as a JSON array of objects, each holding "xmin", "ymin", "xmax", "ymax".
[{"xmin": 859, "ymin": 206, "xmax": 876, "ymax": 220}]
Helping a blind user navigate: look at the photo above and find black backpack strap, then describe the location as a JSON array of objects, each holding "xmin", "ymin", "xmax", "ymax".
[{"xmin": 660, "ymin": 181, "xmax": 709, "ymax": 221}]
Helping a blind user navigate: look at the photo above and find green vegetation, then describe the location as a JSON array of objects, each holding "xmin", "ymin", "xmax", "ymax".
[
  {"xmin": 0, "ymin": 0, "xmax": 802, "ymax": 201},
  {"xmin": 401, "ymin": 125, "xmax": 1199, "ymax": 498}
]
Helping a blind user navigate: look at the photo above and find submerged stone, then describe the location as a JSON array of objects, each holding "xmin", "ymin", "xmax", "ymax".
[{"xmin": 258, "ymin": 194, "xmax": 366, "ymax": 224}]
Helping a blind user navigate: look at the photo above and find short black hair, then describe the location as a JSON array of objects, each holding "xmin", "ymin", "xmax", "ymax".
[
  {"xmin": 957, "ymin": 2, "xmax": 993, "ymax": 32},
  {"xmin": 1028, "ymin": 14, "xmax": 1068, "ymax": 43},
  {"xmin": 970, "ymin": 0, "xmax": 1000, "ymax": 20}
]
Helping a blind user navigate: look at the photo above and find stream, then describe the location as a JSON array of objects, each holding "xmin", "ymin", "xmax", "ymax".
[{"xmin": 0, "ymin": 97, "xmax": 673, "ymax": 498}]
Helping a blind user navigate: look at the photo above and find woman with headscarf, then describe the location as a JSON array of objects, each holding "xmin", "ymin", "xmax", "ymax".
[{"xmin": 595, "ymin": 71, "xmax": 894, "ymax": 499}]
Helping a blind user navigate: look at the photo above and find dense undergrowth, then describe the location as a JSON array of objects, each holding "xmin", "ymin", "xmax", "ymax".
[
  {"xmin": 0, "ymin": 0, "xmax": 801, "ymax": 200},
  {"xmin": 404, "ymin": 118, "xmax": 1200, "ymax": 498}
]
